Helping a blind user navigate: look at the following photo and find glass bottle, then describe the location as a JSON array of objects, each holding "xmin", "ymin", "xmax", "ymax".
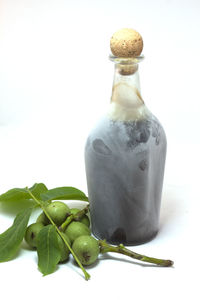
[{"xmin": 84, "ymin": 55, "xmax": 167, "ymax": 246}]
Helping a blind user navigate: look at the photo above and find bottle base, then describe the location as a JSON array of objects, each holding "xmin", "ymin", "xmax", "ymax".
[{"xmin": 91, "ymin": 229, "xmax": 158, "ymax": 246}]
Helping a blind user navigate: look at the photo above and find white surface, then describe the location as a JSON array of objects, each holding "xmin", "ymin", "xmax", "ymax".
[{"xmin": 0, "ymin": 0, "xmax": 200, "ymax": 299}]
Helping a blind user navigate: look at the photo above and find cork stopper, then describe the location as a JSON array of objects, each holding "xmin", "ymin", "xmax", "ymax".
[
  {"xmin": 110, "ymin": 28, "xmax": 143, "ymax": 58},
  {"xmin": 110, "ymin": 28, "xmax": 143, "ymax": 75}
]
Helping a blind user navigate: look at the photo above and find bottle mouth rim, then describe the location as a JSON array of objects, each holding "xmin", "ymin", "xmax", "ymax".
[{"xmin": 109, "ymin": 54, "xmax": 144, "ymax": 64}]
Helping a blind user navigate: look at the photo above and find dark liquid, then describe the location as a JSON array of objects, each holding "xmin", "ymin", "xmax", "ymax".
[{"xmin": 85, "ymin": 114, "xmax": 166, "ymax": 245}]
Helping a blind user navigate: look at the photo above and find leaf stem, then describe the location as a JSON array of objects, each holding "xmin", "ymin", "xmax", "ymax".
[
  {"xmin": 26, "ymin": 187, "xmax": 90, "ymax": 280},
  {"xmin": 59, "ymin": 205, "xmax": 89, "ymax": 231},
  {"xmin": 99, "ymin": 240, "xmax": 174, "ymax": 267}
]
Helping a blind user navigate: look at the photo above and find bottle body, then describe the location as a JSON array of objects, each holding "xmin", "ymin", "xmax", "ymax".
[
  {"xmin": 85, "ymin": 57, "xmax": 167, "ymax": 245},
  {"xmin": 85, "ymin": 113, "xmax": 166, "ymax": 245}
]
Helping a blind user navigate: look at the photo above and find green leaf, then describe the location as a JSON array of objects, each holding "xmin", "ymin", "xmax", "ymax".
[
  {"xmin": 0, "ymin": 207, "xmax": 32, "ymax": 262},
  {"xmin": 0, "ymin": 183, "xmax": 48, "ymax": 213},
  {"xmin": 0, "ymin": 183, "xmax": 48, "ymax": 202},
  {"xmin": 37, "ymin": 225, "xmax": 61, "ymax": 276},
  {"xmin": 40, "ymin": 187, "xmax": 88, "ymax": 202},
  {"xmin": 29, "ymin": 183, "xmax": 48, "ymax": 200},
  {"xmin": 0, "ymin": 187, "xmax": 31, "ymax": 203}
]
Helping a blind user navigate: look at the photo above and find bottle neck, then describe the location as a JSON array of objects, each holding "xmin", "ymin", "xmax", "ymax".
[{"xmin": 108, "ymin": 62, "xmax": 149, "ymax": 122}]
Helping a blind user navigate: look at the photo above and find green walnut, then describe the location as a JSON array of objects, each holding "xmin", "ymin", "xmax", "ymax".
[
  {"xmin": 25, "ymin": 222, "xmax": 44, "ymax": 248},
  {"xmin": 70, "ymin": 208, "xmax": 90, "ymax": 227},
  {"xmin": 72, "ymin": 235, "xmax": 100, "ymax": 266},
  {"xmin": 45, "ymin": 201, "xmax": 71, "ymax": 226},
  {"xmin": 57, "ymin": 233, "xmax": 71, "ymax": 263},
  {"xmin": 65, "ymin": 221, "xmax": 91, "ymax": 243},
  {"xmin": 36, "ymin": 212, "xmax": 50, "ymax": 225}
]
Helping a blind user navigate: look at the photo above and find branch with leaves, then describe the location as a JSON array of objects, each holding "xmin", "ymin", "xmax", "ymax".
[
  {"xmin": 0, "ymin": 183, "xmax": 174, "ymax": 280},
  {"xmin": 0, "ymin": 183, "xmax": 90, "ymax": 279}
]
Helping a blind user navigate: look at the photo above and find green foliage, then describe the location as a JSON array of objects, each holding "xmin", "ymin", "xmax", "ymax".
[
  {"xmin": 0, "ymin": 183, "xmax": 48, "ymax": 213},
  {"xmin": 0, "ymin": 207, "xmax": 32, "ymax": 262},
  {"xmin": 29, "ymin": 183, "xmax": 48, "ymax": 200},
  {"xmin": 36, "ymin": 225, "xmax": 61, "ymax": 276},
  {"xmin": 0, "ymin": 183, "xmax": 48, "ymax": 203},
  {"xmin": 0, "ymin": 182, "xmax": 173, "ymax": 281},
  {"xmin": 40, "ymin": 186, "xmax": 88, "ymax": 202},
  {"xmin": 0, "ymin": 183, "xmax": 91, "ymax": 280},
  {"xmin": 57, "ymin": 233, "xmax": 71, "ymax": 262},
  {"xmin": 0, "ymin": 184, "xmax": 88, "ymax": 215}
]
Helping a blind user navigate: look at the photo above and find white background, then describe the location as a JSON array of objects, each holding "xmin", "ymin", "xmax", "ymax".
[{"xmin": 0, "ymin": 0, "xmax": 200, "ymax": 299}]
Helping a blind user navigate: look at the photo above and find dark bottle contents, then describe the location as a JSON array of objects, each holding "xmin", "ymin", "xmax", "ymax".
[{"xmin": 85, "ymin": 57, "xmax": 167, "ymax": 245}]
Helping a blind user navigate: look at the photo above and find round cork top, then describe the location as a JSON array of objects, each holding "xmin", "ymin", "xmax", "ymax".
[{"xmin": 110, "ymin": 28, "xmax": 143, "ymax": 58}]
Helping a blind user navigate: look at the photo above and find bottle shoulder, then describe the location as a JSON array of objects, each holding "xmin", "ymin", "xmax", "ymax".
[{"xmin": 85, "ymin": 113, "xmax": 166, "ymax": 154}]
